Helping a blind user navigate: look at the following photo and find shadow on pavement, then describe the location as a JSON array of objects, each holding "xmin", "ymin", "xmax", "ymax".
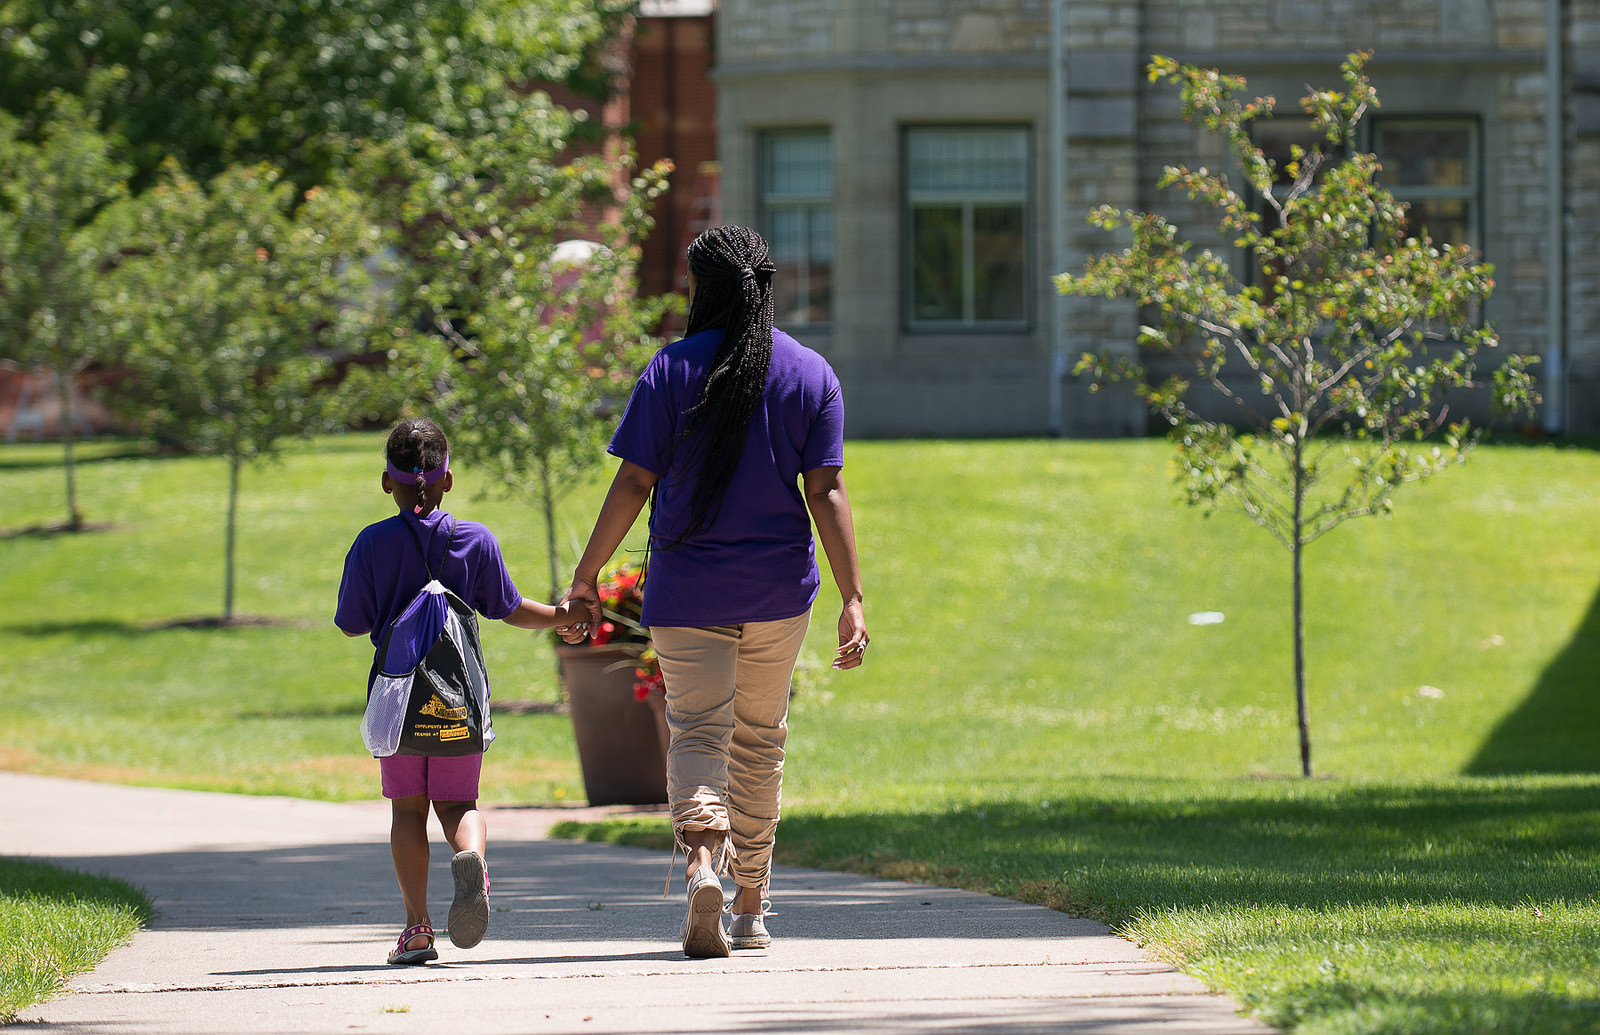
[
  {"xmin": 44, "ymin": 837, "xmax": 1065, "ymax": 944},
  {"xmin": 212, "ymin": 949, "xmax": 687, "ymax": 976}
]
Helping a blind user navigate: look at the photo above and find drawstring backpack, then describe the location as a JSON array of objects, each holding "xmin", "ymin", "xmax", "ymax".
[{"xmin": 359, "ymin": 517, "xmax": 494, "ymax": 757}]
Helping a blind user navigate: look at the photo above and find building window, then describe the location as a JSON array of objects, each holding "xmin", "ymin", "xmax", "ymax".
[
  {"xmin": 760, "ymin": 130, "xmax": 833, "ymax": 325},
  {"xmin": 903, "ymin": 126, "xmax": 1029, "ymax": 328},
  {"xmin": 1372, "ymin": 118, "xmax": 1479, "ymax": 252},
  {"xmin": 1247, "ymin": 119, "xmax": 1326, "ymax": 285}
]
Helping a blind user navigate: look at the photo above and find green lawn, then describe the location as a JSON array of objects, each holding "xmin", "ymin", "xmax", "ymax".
[
  {"xmin": 6, "ymin": 433, "xmax": 1600, "ymax": 1032},
  {"xmin": 2, "ymin": 434, "xmax": 597, "ymax": 803},
  {"xmin": 0, "ymin": 857, "xmax": 149, "ymax": 1022}
]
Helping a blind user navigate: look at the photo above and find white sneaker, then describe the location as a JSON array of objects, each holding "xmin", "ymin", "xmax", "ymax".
[
  {"xmin": 728, "ymin": 909, "xmax": 771, "ymax": 949},
  {"xmin": 681, "ymin": 864, "xmax": 730, "ymax": 958}
]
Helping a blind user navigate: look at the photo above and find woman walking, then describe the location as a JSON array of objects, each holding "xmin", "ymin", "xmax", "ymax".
[{"xmin": 564, "ymin": 225, "xmax": 868, "ymax": 958}]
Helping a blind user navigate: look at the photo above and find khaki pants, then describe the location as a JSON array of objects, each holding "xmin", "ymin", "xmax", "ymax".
[{"xmin": 650, "ymin": 611, "xmax": 811, "ymax": 891}]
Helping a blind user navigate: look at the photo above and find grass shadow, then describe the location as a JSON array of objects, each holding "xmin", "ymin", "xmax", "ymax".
[
  {"xmin": 233, "ymin": 703, "xmax": 365, "ymax": 720},
  {"xmin": 4, "ymin": 619, "xmax": 155, "ymax": 638},
  {"xmin": 0, "ymin": 521, "xmax": 116, "ymax": 540},
  {"xmin": 0, "ymin": 856, "xmax": 151, "ymax": 1019},
  {"xmin": 495, "ymin": 699, "xmax": 569, "ymax": 716},
  {"xmin": 766, "ymin": 779, "xmax": 1600, "ymax": 1031},
  {"xmin": 151, "ymin": 616, "xmax": 318, "ymax": 631},
  {"xmin": 1478, "ymin": 432, "xmax": 1600, "ymax": 452},
  {"xmin": 775, "ymin": 778, "xmax": 1600, "ymax": 921},
  {"xmin": 0, "ymin": 446, "xmax": 153, "ymax": 472},
  {"xmin": 0, "ymin": 856, "xmax": 149, "ymax": 918},
  {"xmin": 5, "ymin": 616, "xmax": 316, "ymax": 637},
  {"xmin": 1466, "ymin": 580, "xmax": 1600, "ymax": 775}
]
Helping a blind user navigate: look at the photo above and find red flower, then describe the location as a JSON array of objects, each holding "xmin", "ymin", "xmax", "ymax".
[{"xmin": 632, "ymin": 669, "xmax": 665, "ymax": 700}]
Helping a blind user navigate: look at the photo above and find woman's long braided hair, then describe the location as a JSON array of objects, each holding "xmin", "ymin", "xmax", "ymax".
[{"xmin": 667, "ymin": 225, "xmax": 778, "ymax": 543}]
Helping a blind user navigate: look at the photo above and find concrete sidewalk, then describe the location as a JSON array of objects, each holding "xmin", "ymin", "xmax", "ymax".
[{"xmin": 5, "ymin": 772, "xmax": 1271, "ymax": 1033}]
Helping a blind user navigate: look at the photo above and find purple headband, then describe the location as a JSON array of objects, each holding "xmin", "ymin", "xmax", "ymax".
[{"xmin": 387, "ymin": 454, "xmax": 449, "ymax": 514}]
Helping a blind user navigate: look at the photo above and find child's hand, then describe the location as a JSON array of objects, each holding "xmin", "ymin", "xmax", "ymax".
[{"xmin": 553, "ymin": 599, "xmax": 590, "ymax": 643}]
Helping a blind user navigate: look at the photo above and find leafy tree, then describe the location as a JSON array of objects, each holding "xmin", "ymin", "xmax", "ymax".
[
  {"xmin": 108, "ymin": 163, "xmax": 384, "ymax": 621},
  {"xmin": 0, "ymin": 0, "xmax": 633, "ymax": 190},
  {"xmin": 1059, "ymin": 52, "xmax": 1538, "ymax": 777},
  {"xmin": 0, "ymin": 88, "xmax": 128, "ymax": 529},
  {"xmin": 343, "ymin": 115, "xmax": 674, "ymax": 598}
]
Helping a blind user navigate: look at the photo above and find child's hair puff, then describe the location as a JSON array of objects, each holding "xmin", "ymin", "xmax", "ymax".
[{"xmin": 386, "ymin": 418, "xmax": 449, "ymax": 473}]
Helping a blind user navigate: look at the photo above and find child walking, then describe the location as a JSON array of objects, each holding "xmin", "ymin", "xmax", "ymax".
[{"xmin": 336, "ymin": 417, "xmax": 585, "ymax": 965}]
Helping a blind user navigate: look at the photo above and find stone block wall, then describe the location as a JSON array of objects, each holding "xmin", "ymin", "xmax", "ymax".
[
  {"xmin": 1126, "ymin": 0, "xmax": 1561, "ymax": 428},
  {"xmin": 1490, "ymin": 67, "xmax": 1554, "ymax": 365},
  {"xmin": 718, "ymin": 0, "xmax": 833, "ymax": 60},
  {"xmin": 890, "ymin": 0, "xmax": 1053, "ymax": 54},
  {"xmin": 711, "ymin": 0, "xmax": 1594, "ymax": 434},
  {"xmin": 1140, "ymin": 0, "xmax": 1537, "ymax": 52},
  {"xmin": 1063, "ymin": 0, "xmax": 1141, "ymax": 49}
]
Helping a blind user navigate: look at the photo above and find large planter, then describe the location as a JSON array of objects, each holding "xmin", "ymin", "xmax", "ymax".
[{"xmin": 556, "ymin": 645, "xmax": 669, "ymax": 806}]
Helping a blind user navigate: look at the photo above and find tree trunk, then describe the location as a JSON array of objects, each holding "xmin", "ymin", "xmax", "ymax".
[
  {"xmin": 1293, "ymin": 533, "xmax": 1311, "ymax": 777},
  {"xmin": 538, "ymin": 460, "xmax": 560, "ymax": 601},
  {"xmin": 223, "ymin": 453, "xmax": 240, "ymax": 623},
  {"xmin": 1292, "ymin": 434, "xmax": 1312, "ymax": 778},
  {"xmin": 53, "ymin": 365, "xmax": 83, "ymax": 531}
]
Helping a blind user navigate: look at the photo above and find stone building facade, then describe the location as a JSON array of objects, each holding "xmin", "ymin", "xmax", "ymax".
[{"xmin": 711, "ymin": 0, "xmax": 1599, "ymax": 437}]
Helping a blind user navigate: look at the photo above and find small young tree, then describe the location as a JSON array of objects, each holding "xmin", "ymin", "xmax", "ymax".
[
  {"xmin": 1059, "ymin": 52, "xmax": 1538, "ymax": 777},
  {"xmin": 0, "ymin": 90, "xmax": 129, "ymax": 530},
  {"xmin": 344, "ymin": 113, "xmax": 672, "ymax": 599},
  {"xmin": 109, "ymin": 162, "xmax": 384, "ymax": 621}
]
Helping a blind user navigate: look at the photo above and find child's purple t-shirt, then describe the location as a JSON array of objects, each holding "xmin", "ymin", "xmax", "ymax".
[
  {"xmin": 608, "ymin": 327, "xmax": 845, "ymax": 628},
  {"xmin": 335, "ymin": 509, "xmax": 522, "ymax": 646}
]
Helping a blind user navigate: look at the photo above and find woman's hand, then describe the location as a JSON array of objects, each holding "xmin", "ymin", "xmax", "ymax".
[
  {"xmin": 831, "ymin": 598, "xmax": 869, "ymax": 670},
  {"xmin": 553, "ymin": 611, "xmax": 590, "ymax": 642},
  {"xmin": 556, "ymin": 575, "xmax": 603, "ymax": 644},
  {"xmin": 804, "ymin": 467, "xmax": 868, "ymax": 672}
]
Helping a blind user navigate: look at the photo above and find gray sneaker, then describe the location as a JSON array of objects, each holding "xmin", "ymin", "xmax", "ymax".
[
  {"xmin": 728, "ymin": 910, "xmax": 771, "ymax": 949},
  {"xmin": 447, "ymin": 850, "xmax": 489, "ymax": 949},
  {"xmin": 681, "ymin": 864, "xmax": 730, "ymax": 958}
]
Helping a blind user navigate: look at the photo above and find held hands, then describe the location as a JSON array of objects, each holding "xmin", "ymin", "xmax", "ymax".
[
  {"xmin": 832, "ymin": 598, "xmax": 869, "ymax": 670},
  {"xmin": 552, "ymin": 600, "xmax": 590, "ymax": 643},
  {"xmin": 555, "ymin": 574, "xmax": 603, "ymax": 644}
]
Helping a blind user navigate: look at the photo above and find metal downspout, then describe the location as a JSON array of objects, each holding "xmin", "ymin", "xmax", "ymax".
[
  {"xmin": 1545, "ymin": 0, "xmax": 1567, "ymax": 434},
  {"xmin": 1048, "ymin": 0, "xmax": 1070, "ymax": 435}
]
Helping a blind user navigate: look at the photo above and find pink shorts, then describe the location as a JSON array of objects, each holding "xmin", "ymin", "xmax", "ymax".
[{"xmin": 378, "ymin": 754, "xmax": 482, "ymax": 801}]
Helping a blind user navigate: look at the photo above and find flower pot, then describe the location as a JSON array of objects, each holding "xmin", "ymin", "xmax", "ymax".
[{"xmin": 556, "ymin": 645, "xmax": 668, "ymax": 806}]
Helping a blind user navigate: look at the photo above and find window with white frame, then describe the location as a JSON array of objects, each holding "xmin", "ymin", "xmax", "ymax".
[
  {"xmin": 760, "ymin": 129, "xmax": 833, "ymax": 325},
  {"xmin": 1372, "ymin": 118, "xmax": 1479, "ymax": 252},
  {"xmin": 903, "ymin": 126, "xmax": 1029, "ymax": 328}
]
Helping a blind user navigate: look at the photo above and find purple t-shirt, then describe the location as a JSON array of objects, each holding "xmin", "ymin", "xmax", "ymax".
[
  {"xmin": 609, "ymin": 327, "xmax": 845, "ymax": 628},
  {"xmin": 335, "ymin": 509, "xmax": 522, "ymax": 646}
]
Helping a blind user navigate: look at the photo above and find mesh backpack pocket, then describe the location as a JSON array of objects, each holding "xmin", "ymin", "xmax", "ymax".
[{"xmin": 359, "ymin": 520, "xmax": 495, "ymax": 758}]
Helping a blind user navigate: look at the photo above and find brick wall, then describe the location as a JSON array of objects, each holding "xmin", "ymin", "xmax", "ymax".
[{"xmin": 630, "ymin": 13, "xmax": 719, "ymax": 300}]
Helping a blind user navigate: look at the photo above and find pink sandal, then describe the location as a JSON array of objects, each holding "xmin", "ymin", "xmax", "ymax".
[{"xmin": 387, "ymin": 922, "xmax": 438, "ymax": 965}]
